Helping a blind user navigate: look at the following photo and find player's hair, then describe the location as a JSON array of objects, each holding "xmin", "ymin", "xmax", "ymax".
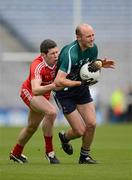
[
  {"xmin": 75, "ymin": 26, "xmax": 82, "ymax": 36},
  {"xmin": 40, "ymin": 39, "xmax": 57, "ymax": 54}
]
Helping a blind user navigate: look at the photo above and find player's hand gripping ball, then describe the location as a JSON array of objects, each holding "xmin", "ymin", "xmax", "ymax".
[
  {"xmin": 80, "ymin": 60, "xmax": 101, "ymax": 86},
  {"xmin": 88, "ymin": 59, "xmax": 102, "ymax": 72}
]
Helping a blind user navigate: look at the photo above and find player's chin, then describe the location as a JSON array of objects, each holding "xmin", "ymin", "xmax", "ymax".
[{"xmin": 88, "ymin": 43, "xmax": 94, "ymax": 48}]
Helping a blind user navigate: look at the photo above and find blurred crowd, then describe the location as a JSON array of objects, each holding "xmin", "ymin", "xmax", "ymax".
[{"xmin": 107, "ymin": 85, "xmax": 132, "ymax": 123}]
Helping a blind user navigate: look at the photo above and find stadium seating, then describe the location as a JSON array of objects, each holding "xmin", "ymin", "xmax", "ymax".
[{"xmin": 0, "ymin": 0, "xmax": 131, "ymax": 125}]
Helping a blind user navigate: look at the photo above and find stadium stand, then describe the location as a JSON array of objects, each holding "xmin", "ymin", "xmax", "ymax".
[{"xmin": 0, "ymin": 0, "xmax": 132, "ymax": 125}]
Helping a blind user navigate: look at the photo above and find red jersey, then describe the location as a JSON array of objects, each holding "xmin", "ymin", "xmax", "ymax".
[{"xmin": 22, "ymin": 55, "xmax": 56, "ymax": 100}]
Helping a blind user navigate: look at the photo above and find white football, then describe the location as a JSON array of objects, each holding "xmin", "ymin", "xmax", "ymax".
[{"xmin": 80, "ymin": 62, "xmax": 101, "ymax": 81}]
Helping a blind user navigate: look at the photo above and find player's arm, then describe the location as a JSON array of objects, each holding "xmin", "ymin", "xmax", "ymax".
[
  {"xmin": 31, "ymin": 79, "xmax": 56, "ymax": 96},
  {"xmin": 54, "ymin": 70, "xmax": 81, "ymax": 87},
  {"xmin": 88, "ymin": 58, "xmax": 115, "ymax": 72},
  {"xmin": 101, "ymin": 58, "xmax": 115, "ymax": 68}
]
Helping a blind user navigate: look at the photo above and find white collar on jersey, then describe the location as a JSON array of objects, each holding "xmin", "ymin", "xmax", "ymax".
[{"xmin": 42, "ymin": 57, "xmax": 55, "ymax": 70}]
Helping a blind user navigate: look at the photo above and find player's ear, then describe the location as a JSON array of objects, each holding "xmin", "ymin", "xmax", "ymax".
[
  {"xmin": 76, "ymin": 34, "xmax": 81, "ymax": 41},
  {"xmin": 41, "ymin": 52, "xmax": 46, "ymax": 58}
]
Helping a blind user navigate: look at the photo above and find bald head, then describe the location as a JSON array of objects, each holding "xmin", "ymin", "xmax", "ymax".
[
  {"xmin": 75, "ymin": 23, "xmax": 95, "ymax": 49},
  {"xmin": 75, "ymin": 24, "xmax": 94, "ymax": 36}
]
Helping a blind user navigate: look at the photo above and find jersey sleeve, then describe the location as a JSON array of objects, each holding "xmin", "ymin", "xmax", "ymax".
[
  {"xmin": 58, "ymin": 50, "xmax": 70, "ymax": 74},
  {"xmin": 30, "ymin": 61, "xmax": 43, "ymax": 80}
]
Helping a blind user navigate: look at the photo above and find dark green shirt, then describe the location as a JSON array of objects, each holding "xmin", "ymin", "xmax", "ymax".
[{"xmin": 56, "ymin": 40, "xmax": 98, "ymax": 81}]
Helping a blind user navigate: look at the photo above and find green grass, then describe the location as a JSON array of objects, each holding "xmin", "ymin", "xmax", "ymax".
[{"xmin": 0, "ymin": 124, "xmax": 132, "ymax": 180}]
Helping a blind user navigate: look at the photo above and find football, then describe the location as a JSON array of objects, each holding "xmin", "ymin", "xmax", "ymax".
[{"xmin": 80, "ymin": 62, "xmax": 101, "ymax": 81}]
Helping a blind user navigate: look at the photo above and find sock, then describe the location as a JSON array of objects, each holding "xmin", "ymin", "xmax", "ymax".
[
  {"xmin": 44, "ymin": 136, "xmax": 53, "ymax": 154},
  {"xmin": 80, "ymin": 147, "xmax": 90, "ymax": 158},
  {"xmin": 12, "ymin": 144, "xmax": 24, "ymax": 156}
]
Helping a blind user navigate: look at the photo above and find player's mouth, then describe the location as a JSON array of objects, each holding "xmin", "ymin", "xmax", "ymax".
[{"xmin": 88, "ymin": 42, "xmax": 94, "ymax": 47}]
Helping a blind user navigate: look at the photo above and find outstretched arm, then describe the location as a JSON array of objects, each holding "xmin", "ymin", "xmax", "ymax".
[
  {"xmin": 88, "ymin": 58, "xmax": 115, "ymax": 72},
  {"xmin": 101, "ymin": 58, "xmax": 115, "ymax": 68}
]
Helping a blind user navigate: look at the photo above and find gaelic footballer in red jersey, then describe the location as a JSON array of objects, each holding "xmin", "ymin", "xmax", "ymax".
[
  {"xmin": 21, "ymin": 55, "xmax": 57, "ymax": 106},
  {"xmin": 10, "ymin": 39, "xmax": 60, "ymax": 164}
]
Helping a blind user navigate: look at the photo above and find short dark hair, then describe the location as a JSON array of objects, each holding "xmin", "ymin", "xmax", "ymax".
[
  {"xmin": 75, "ymin": 26, "xmax": 81, "ymax": 36},
  {"xmin": 40, "ymin": 39, "xmax": 57, "ymax": 54}
]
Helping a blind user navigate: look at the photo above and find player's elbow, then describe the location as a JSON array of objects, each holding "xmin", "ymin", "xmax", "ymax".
[{"xmin": 32, "ymin": 88, "xmax": 40, "ymax": 96}]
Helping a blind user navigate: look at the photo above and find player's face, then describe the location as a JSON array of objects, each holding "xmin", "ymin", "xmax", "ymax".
[
  {"xmin": 44, "ymin": 47, "xmax": 59, "ymax": 67},
  {"xmin": 81, "ymin": 33, "xmax": 95, "ymax": 48},
  {"xmin": 81, "ymin": 31, "xmax": 95, "ymax": 48},
  {"xmin": 78, "ymin": 27, "xmax": 95, "ymax": 49}
]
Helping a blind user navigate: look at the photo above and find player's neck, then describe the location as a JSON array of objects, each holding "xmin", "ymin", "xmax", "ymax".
[{"xmin": 78, "ymin": 42, "xmax": 88, "ymax": 51}]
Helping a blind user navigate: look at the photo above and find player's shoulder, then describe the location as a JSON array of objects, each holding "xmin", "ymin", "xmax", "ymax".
[
  {"xmin": 30, "ymin": 56, "xmax": 45, "ymax": 71},
  {"xmin": 62, "ymin": 41, "xmax": 77, "ymax": 51},
  {"xmin": 31, "ymin": 55, "xmax": 43, "ymax": 65},
  {"xmin": 60, "ymin": 41, "xmax": 78, "ymax": 55}
]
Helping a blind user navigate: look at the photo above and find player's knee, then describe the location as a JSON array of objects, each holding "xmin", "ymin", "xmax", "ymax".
[
  {"xmin": 87, "ymin": 121, "xmax": 96, "ymax": 129},
  {"xmin": 47, "ymin": 108, "xmax": 57, "ymax": 119},
  {"xmin": 74, "ymin": 127, "xmax": 86, "ymax": 137}
]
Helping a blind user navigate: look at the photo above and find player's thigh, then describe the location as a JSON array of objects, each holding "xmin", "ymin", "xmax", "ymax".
[
  {"xmin": 77, "ymin": 102, "xmax": 96, "ymax": 126},
  {"xmin": 30, "ymin": 96, "xmax": 56, "ymax": 115},
  {"xmin": 65, "ymin": 109, "xmax": 85, "ymax": 134}
]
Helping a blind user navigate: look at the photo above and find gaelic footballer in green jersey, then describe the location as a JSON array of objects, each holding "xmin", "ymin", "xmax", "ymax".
[
  {"xmin": 56, "ymin": 40, "xmax": 98, "ymax": 82},
  {"xmin": 54, "ymin": 23, "xmax": 115, "ymax": 165}
]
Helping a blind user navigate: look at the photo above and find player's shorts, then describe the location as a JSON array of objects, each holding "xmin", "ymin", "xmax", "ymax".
[
  {"xmin": 20, "ymin": 86, "xmax": 33, "ymax": 107},
  {"xmin": 20, "ymin": 85, "xmax": 50, "ymax": 107},
  {"xmin": 55, "ymin": 86, "xmax": 93, "ymax": 114}
]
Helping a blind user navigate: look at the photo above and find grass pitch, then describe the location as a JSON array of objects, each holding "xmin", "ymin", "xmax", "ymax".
[{"xmin": 0, "ymin": 124, "xmax": 132, "ymax": 180}]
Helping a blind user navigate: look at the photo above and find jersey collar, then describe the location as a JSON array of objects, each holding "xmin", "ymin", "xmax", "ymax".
[{"xmin": 42, "ymin": 56, "xmax": 55, "ymax": 70}]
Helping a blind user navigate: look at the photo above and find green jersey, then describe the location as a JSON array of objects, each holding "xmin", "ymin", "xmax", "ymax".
[{"xmin": 56, "ymin": 40, "xmax": 98, "ymax": 81}]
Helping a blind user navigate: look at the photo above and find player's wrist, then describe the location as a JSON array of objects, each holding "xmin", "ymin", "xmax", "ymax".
[
  {"xmin": 81, "ymin": 80, "xmax": 89, "ymax": 86},
  {"xmin": 50, "ymin": 83, "xmax": 57, "ymax": 90}
]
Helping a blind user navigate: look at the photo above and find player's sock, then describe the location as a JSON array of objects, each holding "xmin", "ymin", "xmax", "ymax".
[
  {"xmin": 79, "ymin": 147, "xmax": 97, "ymax": 164},
  {"xmin": 44, "ymin": 136, "xmax": 53, "ymax": 154},
  {"xmin": 80, "ymin": 147, "xmax": 90, "ymax": 158},
  {"xmin": 12, "ymin": 144, "xmax": 24, "ymax": 156}
]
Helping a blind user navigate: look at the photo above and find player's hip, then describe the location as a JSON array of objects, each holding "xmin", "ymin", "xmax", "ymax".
[
  {"xmin": 20, "ymin": 85, "xmax": 50, "ymax": 107},
  {"xmin": 55, "ymin": 85, "xmax": 91, "ymax": 98},
  {"xmin": 54, "ymin": 86, "xmax": 93, "ymax": 114}
]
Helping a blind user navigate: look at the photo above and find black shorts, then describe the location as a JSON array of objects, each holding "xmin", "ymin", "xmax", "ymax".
[{"xmin": 55, "ymin": 86, "xmax": 93, "ymax": 114}]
